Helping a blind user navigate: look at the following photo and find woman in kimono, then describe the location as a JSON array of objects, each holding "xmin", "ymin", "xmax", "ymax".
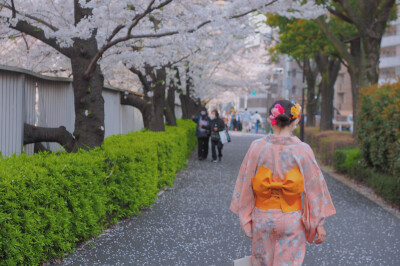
[{"xmin": 230, "ymin": 100, "xmax": 336, "ymax": 265}]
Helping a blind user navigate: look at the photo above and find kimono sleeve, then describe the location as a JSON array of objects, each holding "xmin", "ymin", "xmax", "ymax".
[
  {"xmin": 230, "ymin": 142, "xmax": 258, "ymax": 238},
  {"xmin": 297, "ymin": 143, "xmax": 336, "ymax": 243}
]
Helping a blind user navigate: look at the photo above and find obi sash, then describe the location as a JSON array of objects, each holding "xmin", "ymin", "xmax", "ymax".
[{"xmin": 251, "ymin": 165, "xmax": 303, "ymax": 213}]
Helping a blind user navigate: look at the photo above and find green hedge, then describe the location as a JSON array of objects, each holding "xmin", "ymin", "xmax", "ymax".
[
  {"xmin": 334, "ymin": 147, "xmax": 400, "ymax": 206},
  {"xmin": 358, "ymin": 80, "xmax": 400, "ymax": 177},
  {"xmin": 0, "ymin": 119, "xmax": 196, "ymax": 265}
]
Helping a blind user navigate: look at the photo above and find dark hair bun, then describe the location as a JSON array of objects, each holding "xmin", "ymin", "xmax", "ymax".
[{"xmin": 276, "ymin": 113, "xmax": 291, "ymax": 127}]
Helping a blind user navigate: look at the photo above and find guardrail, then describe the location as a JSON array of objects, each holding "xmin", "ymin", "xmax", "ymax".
[{"xmin": 333, "ymin": 115, "xmax": 354, "ymax": 132}]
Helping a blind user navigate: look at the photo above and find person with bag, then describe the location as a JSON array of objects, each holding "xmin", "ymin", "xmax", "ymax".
[
  {"xmin": 206, "ymin": 109, "xmax": 226, "ymax": 163},
  {"xmin": 192, "ymin": 107, "xmax": 211, "ymax": 161},
  {"xmin": 230, "ymin": 100, "xmax": 336, "ymax": 265}
]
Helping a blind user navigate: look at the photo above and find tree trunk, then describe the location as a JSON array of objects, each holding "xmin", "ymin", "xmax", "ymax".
[
  {"xmin": 23, "ymin": 39, "xmax": 106, "ymax": 151},
  {"xmin": 348, "ymin": 37, "xmax": 366, "ymax": 135},
  {"xmin": 164, "ymin": 82, "xmax": 177, "ymax": 126},
  {"xmin": 179, "ymin": 65, "xmax": 202, "ymax": 119},
  {"xmin": 70, "ymin": 38, "xmax": 105, "ymax": 149},
  {"xmin": 24, "ymin": 123, "xmax": 76, "ymax": 152},
  {"xmin": 316, "ymin": 0, "xmax": 395, "ymax": 134},
  {"xmin": 180, "ymin": 94, "xmax": 202, "ymax": 119},
  {"xmin": 126, "ymin": 66, "xmax": 166, "ymax": 131},
  {"xmin": 363, "ymin": 37, "xmax": 381, "ymax": 85},
  {"xmin": 303, "ymin": 59, "xmax": 318, "ymax": 127},
  {"xmin": 146, "ymin": 67, "xmax": 166, "ymax": 131},
  {"xmin": 15, "ymin": 2, "xmax": 106, "ymax": 152},
  {"xmin": 315, "ymin": 53, "xmax": 341, "ymax": 131}
]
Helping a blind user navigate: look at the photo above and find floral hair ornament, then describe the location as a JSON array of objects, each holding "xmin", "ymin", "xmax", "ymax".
[
  {"xmin": 291, "ymin": 103, "xmax": 301, "ymax": 119},
  {"xmin": 269, "ymin": 104, "xmax": 285, "ymax": 125}
]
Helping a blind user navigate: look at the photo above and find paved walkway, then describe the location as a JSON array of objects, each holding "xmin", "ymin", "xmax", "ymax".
[{"xmin": 58, "ymin": 133, "xmax": 400, "ymax": 266}]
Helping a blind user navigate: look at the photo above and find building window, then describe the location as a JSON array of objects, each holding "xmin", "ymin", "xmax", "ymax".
[
  {"xmin": 381, "ymin": 47, "xmax": 396, "ymax": 58},
  {"xmin": 291, "ymin": 69, "xmax": 297, "ymax": 78},
  {"xmin": 291, "ymin": 86, "xmax": 296, "ymax": 96},
  {"xmin": 384, "ymin": 25, "xmax": 397, "ymax": 37},
  {"xmin": 380, "ymin": 67, "xmax": 396, "ymax": 80},
  {"xmin": 337, "ymin": 92, "xmax": 345, "ymax": 111}
]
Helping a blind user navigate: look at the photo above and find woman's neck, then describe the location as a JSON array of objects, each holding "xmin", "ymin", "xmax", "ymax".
[{"xmin": 271, "ymin": 126, "xmax": 292, "ymax": 137}]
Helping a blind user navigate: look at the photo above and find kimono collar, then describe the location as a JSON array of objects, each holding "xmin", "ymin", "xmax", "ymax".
[{"xmin": 264, "ymin": 134, "xmax": 301, "ymax": 145}]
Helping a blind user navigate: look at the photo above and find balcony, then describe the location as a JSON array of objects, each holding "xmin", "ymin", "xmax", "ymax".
[
  {"xmin": 380, "ymin": 56, "xmax": 400, "ymax": 69},
  {"xmin": 381, "ymin": 35, "xmax": 400, "ymax": 48}
]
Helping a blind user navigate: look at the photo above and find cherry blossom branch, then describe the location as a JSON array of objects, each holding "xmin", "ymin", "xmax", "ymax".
[
  {"xmin": 83, "ymin": 0, "xmax": 279, "ymax": 79},
  {"xmin": 9, "ymin": 19, "xmax": 71, "ymax": 57},
  {"xmin": 84, "ymin": 0, "xmax": 173, "ymax": 79},
  {"xmin": 166, "ymin": 48, "xmax": 200, "ymax": 67},
  {"xmin": 10, "ymin": 0, "xmax": 16, "ymax": 18},
  {"xmin": 231, "ymin": 0, "xmax": 279, "ymax": 19},
  {"xmin": 128, "ymin": 66, "xmax": 151, "ymax": 92},
  {"xmin": 2, "ymin": 3, "xmax": 58, "ymax": 31}
]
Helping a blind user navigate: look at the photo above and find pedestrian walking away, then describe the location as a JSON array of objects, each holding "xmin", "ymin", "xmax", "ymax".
[
  {"xmin": 252, "ymin": 111, "xmax": 263, "ymax": 134},
  {"xmin": 230, "ymin": 100, "xmax": 336, "ymax": 265},
  {"xmin": 229, "ymin": 111, "xmax": 235, "ymax": 131},
  {"xmin": 232, "ymin": 111, "xmax": 238, "ymax": 132},
  {"xmin": 235, "ymin": 111, "xmax": 242, "ymax": 131},
  {"xmin": 207, "ymin": 109, "xmax": 226, "ymax": 162},
  {"xmin": 192, "ymin": 107, "xmax": 211, "ymax": 161},
  {"xmin": 242, "ymin": 108, "xmax": 251, "ymax": 132}
]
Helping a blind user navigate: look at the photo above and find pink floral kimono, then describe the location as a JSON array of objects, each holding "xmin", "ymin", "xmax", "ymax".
[{"xmin": 230, "ymin": 135, "xmax": 336, "ymax": 266}]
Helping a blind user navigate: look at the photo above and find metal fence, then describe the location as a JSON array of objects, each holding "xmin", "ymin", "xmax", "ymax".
[{"xmin": 1, "ymin": 65, "xmax": 181, "ymax": 156}]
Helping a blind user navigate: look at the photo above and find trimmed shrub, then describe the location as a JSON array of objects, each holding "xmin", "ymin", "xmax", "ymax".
[
  {"xmin": 304, "ymin": 127, "xmax": 320, "ymax": 147},
  {"xmin": 334, "ymin": 147, "xmax": 400, "ymax": 206},
  {"xmin": 293, "ymin": 126, "xmax": 319, "ymax": 146},
  {"xmin": 333, "ymin": 147, "xmax": 361, "ymax": 173},
  {"xmin": 358, "ymin": 79, "xmax": 400, "ymax": 176},
  {"xmin": 295, "ymin": 127, "xmax": 356, "ymax": 165},
  {"xmin": 0, "ymin": 120, "xmax": 197, "ymax": 265}
]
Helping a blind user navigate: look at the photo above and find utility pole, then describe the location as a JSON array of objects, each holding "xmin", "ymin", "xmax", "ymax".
[{"xmin": 300, "ymin": 56, "xmax": 305, "ymax": 142}]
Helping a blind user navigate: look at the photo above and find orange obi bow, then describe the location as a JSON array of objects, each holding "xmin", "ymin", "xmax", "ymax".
[{"xmin": 252, "ymin": 165, "xmax": 303, "ymax": 212}]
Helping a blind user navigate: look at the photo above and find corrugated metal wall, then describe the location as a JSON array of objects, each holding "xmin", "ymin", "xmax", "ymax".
[
  {"xmin": 103, "ymin": 89, "xmax": 122, "ymax": 137},
  {"xmin": 120, "ymin": 105, "xmax": 144, "ymax": 134},
  {"xmin": 1, "ymin": 66, "xmax": 181, "ymax": 156},
  {"xmin": 0, "ymin": 72, "xmax": 24, "ymax": 156},
  {"xmin": 36, "ymin": 80, "xmax": 75, "ymax": 152}
]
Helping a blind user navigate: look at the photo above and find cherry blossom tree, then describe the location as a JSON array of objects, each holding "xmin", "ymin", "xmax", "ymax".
[
  {"xmin": 0, "ymin": 0, "xmax": 177, "ymax": 150},
  {"xmin": 0, "ymin": 0, "xmax": 325, "ymax": 148}
]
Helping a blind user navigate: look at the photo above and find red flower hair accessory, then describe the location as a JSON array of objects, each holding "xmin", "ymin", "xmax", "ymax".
[{"xmin": 269, "ymin": 104, "xmax": 285, "ymax": 125}]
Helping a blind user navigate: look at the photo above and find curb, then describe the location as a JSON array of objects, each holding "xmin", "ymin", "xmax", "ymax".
[{"xmin": 321, "ymin": 166, "xmax": 400, "ymax": 220}]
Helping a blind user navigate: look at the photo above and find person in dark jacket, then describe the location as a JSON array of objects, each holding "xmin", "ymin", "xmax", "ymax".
[
  {"xmin": 192, "ymin": 107, "xmax": 211, "ymax": 160},
  {"xmin": 207, "ymin": 109, "xmax": 226, "ymax": 162}
]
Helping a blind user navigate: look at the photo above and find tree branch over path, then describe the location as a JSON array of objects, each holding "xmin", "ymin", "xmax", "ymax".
[
  {"xmin": 84, "ymin": 0, "xmax": 173, "ymax": 79},
  {"xmin": 83, "ymin": 0, "xmax": 280, "ymax": 79},
  {"xmin": 1, "ymin": 3, "xmax": 71, "ymax": 57},
  {"xmin": 2, "ymin": 3, "xmax": 59, "ymax": 31},
  {"xmin": 128, "ymin": 66, "xmax": 151, "ymax": 92},
  {"xmin": 11, "ymin": 20, "xmax": 72, "ymax": 57}
]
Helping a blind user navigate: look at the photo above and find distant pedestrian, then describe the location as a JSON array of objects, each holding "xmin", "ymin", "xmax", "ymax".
[
  {"xmin": 207, "ymin": 110, "xmax": 225, "ymax": 162},
  {"xmin": 242, "ymin": 108, "xmax": 251, "ymax": 132},
  {"xmin": 252, "ymin": 110, "xmax": 263, "ymax": 134},
  {"xmin": 235, "ymin": 111, "xmax": 242, "ymax": 131},
  {"xmin": 232, "ymin": 111, "xmax": 237, "ymax": 131},
  {"xmin": 230, "ymin": 100, "xmax": 336, "ymax": 265},
  {"xmin": 192, "ymin": 107, "xmax": 210, "ymax": 160},
  {"xmin": 228, "ymin": 111, "xmax": 234, "ymax": 131}
]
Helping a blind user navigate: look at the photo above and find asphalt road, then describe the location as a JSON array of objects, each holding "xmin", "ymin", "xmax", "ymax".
[{"xmin": 57, "ymin": 133, "xmax": 400, "ymax": 266}]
